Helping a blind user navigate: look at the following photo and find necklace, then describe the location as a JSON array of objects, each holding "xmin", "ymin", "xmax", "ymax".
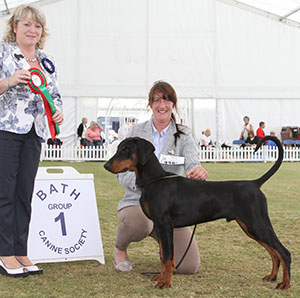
[{"xmin": 25, "ymin": 56, "xmax": 37, "ymax": 63}]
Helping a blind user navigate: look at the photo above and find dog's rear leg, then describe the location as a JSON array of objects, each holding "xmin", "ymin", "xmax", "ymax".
[
  {"xmin": 236, "ymin": 219, "xmax": 279, "ymax": 280},
  {"xmin": 236, "ymin": 219, "xmax": 291, "ymax": 289},
  {"xmin": 260, "ymin": 244, "xmax": 280, "ymax": 282},
  {"xmin": 152, "ymin": 224, "xmax": 175, "ymax": 289}
]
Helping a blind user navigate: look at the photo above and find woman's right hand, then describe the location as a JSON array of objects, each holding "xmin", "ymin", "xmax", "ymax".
[{"xmin": 8, "ymin": 70, "xmax": 31, "ymax": 87}]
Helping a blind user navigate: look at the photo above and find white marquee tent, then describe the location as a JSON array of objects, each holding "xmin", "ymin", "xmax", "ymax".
[{"xmin": 1, "ymin": 0, "xmax": 300, "ymax": 146}]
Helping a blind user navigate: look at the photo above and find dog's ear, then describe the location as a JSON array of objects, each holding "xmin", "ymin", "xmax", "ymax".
[{"xmin": 134, "ymin": 137, "xmax": 155, "ymax": 165}]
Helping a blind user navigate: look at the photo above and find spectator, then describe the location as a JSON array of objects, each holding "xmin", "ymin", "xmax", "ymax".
[
  {"xmin": 200, "ymin": 129, "xmax": 214, "ymax": 148},
  {"xmin": 243, "ymin": 131, "xmax": 259, "ymax": 148},
  {"xmin": 118, "ymin": 117, "xmax": 134, "ymax": 140},
  {"xmin": 240, "ymin": 116, "xmax": 254, "ymax": 140},
  {"xmin": 256, "ymin": 121, "xmax": 266, "ymax": 140},
  {"xmin": 85, "ymin": 121, "xmax": 103, "ymax": 147},
  {"xmin": 267, "ymin": 130, "xmax": 277, "ymax": 147},
  {"xmin": 77, "ymin": 117, "xmax": 88, "ymax": 146}
]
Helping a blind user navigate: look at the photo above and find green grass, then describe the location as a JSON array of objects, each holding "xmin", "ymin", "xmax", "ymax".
[{"xmin": 1, "ymin": 161, "xmax": 299, "ymax": 297}]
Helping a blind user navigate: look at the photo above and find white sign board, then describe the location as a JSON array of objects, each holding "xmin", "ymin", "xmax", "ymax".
[{"xmin": 28, "ymin": 167, "xmax": 105, "ymax": 264}]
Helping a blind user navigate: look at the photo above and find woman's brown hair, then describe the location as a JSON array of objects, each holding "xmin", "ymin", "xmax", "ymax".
[{"xmin": 148, "ymin": 81, "xmax": 185, "ymax": 145}]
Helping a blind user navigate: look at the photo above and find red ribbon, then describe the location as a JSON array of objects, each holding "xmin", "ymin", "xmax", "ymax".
[{"xmin": 28, "ymin": 68, "xmax": 59, "ymax": 140}]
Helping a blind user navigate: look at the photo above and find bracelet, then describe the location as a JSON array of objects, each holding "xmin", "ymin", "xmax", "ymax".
[{"xmin": 7, "ymin": 77, "xmax": 11, "ymax": 89}]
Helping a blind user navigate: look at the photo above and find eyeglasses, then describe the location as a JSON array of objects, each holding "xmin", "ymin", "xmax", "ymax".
[{"xmin": 153, "ymin": 97, "xmax": 172, "ymax": 104}]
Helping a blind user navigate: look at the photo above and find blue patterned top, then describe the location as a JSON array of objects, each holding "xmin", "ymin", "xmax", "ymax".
[{"xmin": 0, "ymin": 42, "xmax": 62, "ymax": 138}]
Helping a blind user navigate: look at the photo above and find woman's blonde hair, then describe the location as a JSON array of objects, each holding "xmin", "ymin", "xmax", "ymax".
[{"xmin": 3, "ymin": 4, "xmax": 49, "ymax": 49}]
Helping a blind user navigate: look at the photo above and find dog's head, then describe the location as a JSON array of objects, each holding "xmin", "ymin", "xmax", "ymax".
[{"xmin": 104, "ymin": 137, "xmax": 155, "ymax": 174}]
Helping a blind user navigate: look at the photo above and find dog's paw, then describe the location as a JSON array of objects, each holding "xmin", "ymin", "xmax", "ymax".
[
  {"xmin": 262, "ymin": 274, "xmax": 277, "ymax": 282},
  {"xmin": 275, "ymin": 281, "xmax": 290, "ymax": 290},
  {"xmin": 152, "ymin": 273, "xmax": 163, "ymax": 282},
  {"xmin": 155, "ymin": 280, "xmax": 172, "ymax": 289}
]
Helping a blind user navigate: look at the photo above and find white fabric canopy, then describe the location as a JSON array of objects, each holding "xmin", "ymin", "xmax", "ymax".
[{"xmin": 1, "ymin": 0, "xmax": 299, "ymax": 145}]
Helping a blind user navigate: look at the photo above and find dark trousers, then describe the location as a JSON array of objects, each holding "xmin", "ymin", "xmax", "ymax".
[{"xmin": 0, "ymin": 126, "xmax": 41, "ymax": 256}]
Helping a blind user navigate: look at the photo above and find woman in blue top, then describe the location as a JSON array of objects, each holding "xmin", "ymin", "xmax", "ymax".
[{"xmin": 0, "ymin": 5, "xmax": 63, "ymax": 277}]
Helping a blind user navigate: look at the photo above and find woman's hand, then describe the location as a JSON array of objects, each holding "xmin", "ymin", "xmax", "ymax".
[
  {"xmin": 52, "ymin": 110, "xmax": 64, "ymax": 125},
  {"xmin": 9, "ymin": 70, "xmax": 31, "ymax": 87},
  {"xmin": 187, "ymin": 166, "xmax": 208, "ymax": 181}
]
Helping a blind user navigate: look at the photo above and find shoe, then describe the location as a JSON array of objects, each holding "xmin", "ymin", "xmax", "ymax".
[
  {"xmin": 0, "ymin": 259, "xmax": 29, "ymax": 278},
  {"xmin": 17, "ymin": 261, "xmax": 43, "ymax": 275},
  {"xmin": 114, "ymin": 260, "xmax": 133, "ymax": 272}
]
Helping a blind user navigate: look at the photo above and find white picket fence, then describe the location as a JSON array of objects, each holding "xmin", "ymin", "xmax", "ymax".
[
  {"xmin": 40, "ymin": 144, "xmax": 300, "ymax": 162},
  {"xmin": 199, "ymin": 146, "xmax": 300, "ymax": 162},
  {"xmin": 40, "ymin": 144, "xmax": 107, "ymax": 161}
]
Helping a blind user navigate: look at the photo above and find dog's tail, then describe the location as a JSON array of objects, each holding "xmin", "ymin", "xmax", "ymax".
[{"xmin": 254, "ymin": 136, "xmax": 283, "ymax": 187}]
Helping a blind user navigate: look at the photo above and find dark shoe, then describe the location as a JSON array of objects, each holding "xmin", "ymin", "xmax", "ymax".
[{"xmin": 0, "ymin": 259, "xmax": 29, "ymax": 278}]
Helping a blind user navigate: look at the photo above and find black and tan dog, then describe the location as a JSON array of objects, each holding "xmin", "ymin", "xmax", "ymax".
[{"xmin": 104, "ymin": 136, "xmax": 291, "ymax": 289}]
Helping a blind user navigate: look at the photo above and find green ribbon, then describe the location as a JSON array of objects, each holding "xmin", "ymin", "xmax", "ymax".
[{"xmin": 28, "ymin": 68, "xmax": 60, "ymax": 136}]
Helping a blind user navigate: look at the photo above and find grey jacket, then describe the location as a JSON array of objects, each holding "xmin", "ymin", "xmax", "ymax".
[{"xmin": 117, "ymin": 118, "xmax": 200, "ymax": 210}]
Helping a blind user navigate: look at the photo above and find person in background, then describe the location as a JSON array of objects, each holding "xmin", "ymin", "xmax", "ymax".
[
  {"xmin": 240, "ymin": 116, "xmax": 254, "ymax": 140},
  {"xmin": 85, "ymin": 121, "xmax": 103, "ymax": 147},
  {"xmin": 200, "ymin": 128, "xmax": 214, "ymax": 148},
  {"xmin": 256, "ymin": 121, "xmax": 266, "ymax": 140},
  {"xmin": 243, "ymin": 131, "xmax": 259, "ymax": 148},
  {"xmin": 118, "ymin": 117, "xmax": 134, "ymax": 140},
  {"xmin": 267, "ymin": 130, "xmax": 277, "ymax": 147},
  {"xmin": 113, "ymin": 81, "xmax": 207, "ymax": 274},
  {"xmin": 0, "ymin": 4, "xmax": 63, "ymax": 277},
  {"xmin": 77, "ymin": 117, "xmax": 88, "ymax": 146}
]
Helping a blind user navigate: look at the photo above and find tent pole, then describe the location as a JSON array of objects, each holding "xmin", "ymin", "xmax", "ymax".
[{"xmin": 213, "ymin": 0, "xmax": 220, "ymax": 145}]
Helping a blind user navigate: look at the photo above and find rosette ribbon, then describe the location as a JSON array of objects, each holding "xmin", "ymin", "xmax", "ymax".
[{"xmin": 28, "ymin": 68, "xmax": 60, "ymax": 139}]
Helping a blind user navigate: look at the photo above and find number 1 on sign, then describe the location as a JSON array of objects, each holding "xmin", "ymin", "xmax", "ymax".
[{"xmin": 55, "ymin": 212, "xmax": 67, "ymax": 236}]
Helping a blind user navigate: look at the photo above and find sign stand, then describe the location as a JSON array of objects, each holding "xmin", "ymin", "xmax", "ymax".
[{"xmin": 28, "ymin": 167, "xmax": 105, "ymax": 264}]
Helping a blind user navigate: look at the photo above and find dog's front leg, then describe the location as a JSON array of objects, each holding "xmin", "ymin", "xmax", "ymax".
[
  {"xmin": 152, "ymin": 242, "xmax": 166, "ymax": 283},
  {"xmin": 152, "ymin": 224, "xmax": 174, "ymax": 289}
]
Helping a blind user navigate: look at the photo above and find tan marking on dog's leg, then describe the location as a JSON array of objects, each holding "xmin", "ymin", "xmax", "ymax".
[
  {"xmin": 272, "ymin": 249, "xmax": 290, "ymax": 290},
  {"xmin": 155, "ymin": 258, "xmax": 175, "ymax": 289},
  {"xmin": 152, "ymin": 242, "xmax": 165, "ymax": 282},
  {"xmin": 143, "ymin": 201, "xmax": 151, "ymax": 218},
  {"xmin": 236, "ymin": 219, "xmax": 289, "ymax": 289}
]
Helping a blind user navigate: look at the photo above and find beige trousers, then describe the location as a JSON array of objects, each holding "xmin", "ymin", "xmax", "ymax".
[{"xmin": 115, "ymin": 206, "xmax": 200, "ymax": 274}]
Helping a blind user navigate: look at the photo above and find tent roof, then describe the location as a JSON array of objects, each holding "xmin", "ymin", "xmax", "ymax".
[
  {"xmin": 221, "ymin": 0, "xmax": 300, "ymax": 27},
  {"xmin": 2, "ymin": 0, "xmax": 300, "ymax": 26},
  {"xmin": 0, "ymin": 0, "xmax": 59, "ymax": 16},
  {"xmin": 239, "ymin": 0, "xmax": 300, "ymax": 20}
]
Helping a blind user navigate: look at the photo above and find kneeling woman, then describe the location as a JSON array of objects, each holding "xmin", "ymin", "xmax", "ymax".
[{"xmin": 113, "ymin": 81, "xmax": 208, "ymax": 273}]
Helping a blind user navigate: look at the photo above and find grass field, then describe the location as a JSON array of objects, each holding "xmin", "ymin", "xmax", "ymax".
[{"xmin": 1, "ymin": 161, "xmax": 299, "ymax": 297}]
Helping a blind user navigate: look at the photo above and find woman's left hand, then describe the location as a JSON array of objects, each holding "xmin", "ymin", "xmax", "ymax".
[
  {"xmin": 187, "ymin": 166, "xmax": 208, "ymax": 181},
  {"xmin": 52, "ymin": 110, "xmax": 64, "ymax": 125}
]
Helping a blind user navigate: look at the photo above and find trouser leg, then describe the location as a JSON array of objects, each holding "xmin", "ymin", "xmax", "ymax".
[
  {"xmin": 14, "ymin": 128, "xmax": 41, "ymax": 256},
  {"xmin": 173, "ymin": 227, "xmax": 200, "ymax": 274},
  {"xmin": 115, "ymin": 206, "xmax": 154, "ymax": 250},
  {"xmin": 0, "ymin": 131, "xmax": 22, "ymax": 255}
]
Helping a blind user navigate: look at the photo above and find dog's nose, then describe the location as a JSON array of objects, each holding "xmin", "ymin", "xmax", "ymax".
[{"xmin": 104, "ymin": 162, "xmax": 111, "ymax": 171}]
